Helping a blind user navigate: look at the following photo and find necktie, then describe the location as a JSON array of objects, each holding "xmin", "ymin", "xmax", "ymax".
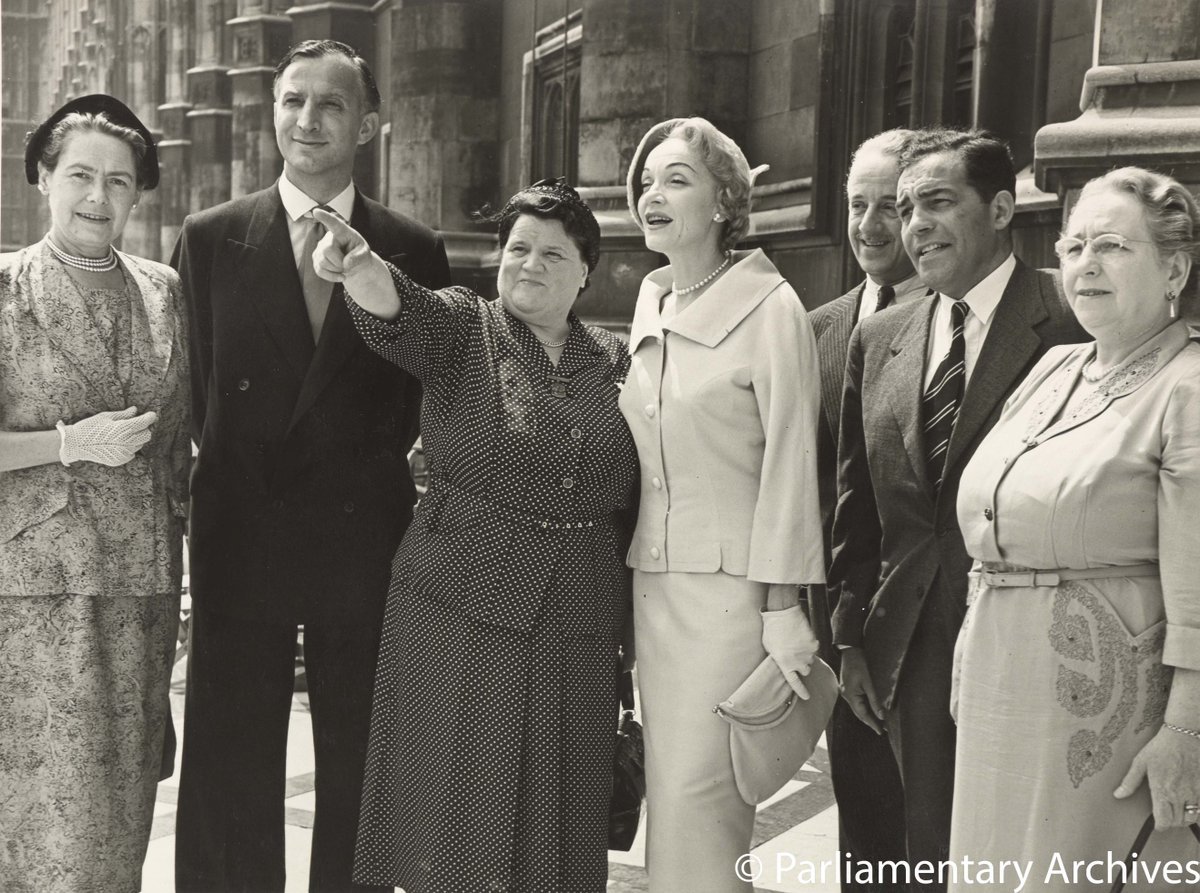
[
  {"xmin": 300, "ymin": 208, "xmax": 333, "ymax": 343},
  {"xmin": 922, "ymin": 299, "xmax": 968, "ymax": 491},
  {"xmin": 872, "ymin": 283, "xmax": 895, "ymax": 315}
]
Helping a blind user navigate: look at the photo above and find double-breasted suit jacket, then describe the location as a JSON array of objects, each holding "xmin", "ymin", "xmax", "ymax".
[
  {"xmin": 173, "ymin": 185, "xmax": 451, "ymax": 626},
  {"xmin": 829, "ymin": 260, "xmax": 1086, "ymax": 709}
]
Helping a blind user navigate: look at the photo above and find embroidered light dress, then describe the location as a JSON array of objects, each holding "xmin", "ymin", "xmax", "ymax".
[
  {"xmin": 951, "ymin": 321, "xmax": 1200, "ymax": 891},
  {"xmin": 0, "ymin": 241, "xmax": 190, "ymax": 893}
]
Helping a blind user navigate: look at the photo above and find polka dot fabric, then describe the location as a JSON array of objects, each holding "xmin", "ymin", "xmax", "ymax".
[{"xmin": 346, "ymin": 268, "xmax": 638, "ymax": 893}]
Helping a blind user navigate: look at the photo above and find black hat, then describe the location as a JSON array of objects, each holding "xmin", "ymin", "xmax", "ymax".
[{"xmin": 24, "ymin": 94, "xmax": 159, "ymax": 190}]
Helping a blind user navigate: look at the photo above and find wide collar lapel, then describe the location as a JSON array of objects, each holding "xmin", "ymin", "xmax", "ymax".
[
  {"xmin": 628, "ymin": 269, "xmax": 669, "ymax": 353},
  {"xmin": 240, "ymin": 186, "xmax": 315, "ymax": 379},
  {"xmin": 884, "ymin": 296, "xmax": 938, "ymax": 497},
  {"xmin": 288, "ymin": 190, "xmax": 379, "ymax": 431},
  {"xmin": 817, "ymin": 286, "xmax": 862, "ymax": 435},
  {"xmin": 943, "ymin": 261, "xmax": 1045, "ymax": 476},
  {"xmin": 27, "ymin": 238, "xmax": 125, "ymax": 407},
  {"xmin": 1030, "ymin": 322, "xmax": 1190, "ymax": 445},
  {"xmin": 665, "ymin": 249, "xmax": 782, "ymax": 347},
  {"xmin": 117, "ymin": 250, "xmax": 176, "ymax": 410}
]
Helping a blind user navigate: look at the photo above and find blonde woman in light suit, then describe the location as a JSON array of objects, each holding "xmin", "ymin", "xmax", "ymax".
[{"xmin": 621, "ymin": 117, "xmax": 825, "ymax": 893}]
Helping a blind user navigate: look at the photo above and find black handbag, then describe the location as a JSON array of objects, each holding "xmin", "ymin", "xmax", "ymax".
[
  {"xmin": 607, "ymin": 669, "xmax": 645, "ymax": 851},
  {"xmin": 1108, "ymin": 814, "xmax": 1200, "ymax": 893}
]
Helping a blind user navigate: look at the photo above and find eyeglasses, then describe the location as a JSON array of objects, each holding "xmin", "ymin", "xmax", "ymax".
[{"xmin": 1053, "ymin": 233, "xmax": 1153, "ymax": 262}]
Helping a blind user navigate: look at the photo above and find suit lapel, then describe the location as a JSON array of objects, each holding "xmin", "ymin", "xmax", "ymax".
[
  {"xmin": 239, "ymin": 187, "xmax": 315, "ymax": 379},
  {"xmin": 287, "ymin": 192, "xmax": 381, "ymax": 431},
  {"xmin": 816, "ymin": 287, "xmax": 861, "ymax": 436},
  {"xmin": 944, "ymin": 263, "xmax": 1046, "ymax": 476},
  {"xmin": 884, "ymin": 299, "xmax": 937, "ymax": 496}
]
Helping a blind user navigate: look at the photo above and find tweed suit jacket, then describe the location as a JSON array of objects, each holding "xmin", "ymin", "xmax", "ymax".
[
  {"xmin": 828, "ymin": 260, "xmax": 1087, "ymax": 708},
  {"xmin": 173, "ymin": 185, "xmax": 451, "ymax": 626}
]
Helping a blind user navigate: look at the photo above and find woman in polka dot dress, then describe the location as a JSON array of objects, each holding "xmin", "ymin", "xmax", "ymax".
[
  {"xmin": 620, "ymin": 118, "xmax": 826, "ymax": 892},
  {"xmin": 308, "ymin": 181, "xmax": 638, "ymax": 893}
]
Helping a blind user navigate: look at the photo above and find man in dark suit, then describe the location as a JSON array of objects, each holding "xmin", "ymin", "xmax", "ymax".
[
  {"xmin": 829, "ymin": 129, "xmax": 1086, "ymax": 890},
  {"xmin": 809, "ymin": 129, "xmax": 922, "ymax": 891},
  {"xmin": 172, "ymin": 40, "xmax": 451, "ymax": 892}
]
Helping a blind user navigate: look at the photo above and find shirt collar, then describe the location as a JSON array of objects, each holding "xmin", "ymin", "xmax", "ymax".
[
  {"xmin": 278, "ymin": 175, "xmax": 356, "ymax": 223},
  {"xmin": 942, "ymin": 253, "xmax": 1016, "ymax": 324},
  {"xmin": 629, "ymin": 248, "xmax": 784, "ymax": 350},
  {"xmin": 864, "ymin": 270, "xmax": 926, "ymax": 305}
]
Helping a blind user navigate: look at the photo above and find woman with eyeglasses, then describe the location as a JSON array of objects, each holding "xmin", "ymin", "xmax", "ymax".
[{"xmin": 949, "ymin": 167, "xmax": 1200, "ymax": 889}]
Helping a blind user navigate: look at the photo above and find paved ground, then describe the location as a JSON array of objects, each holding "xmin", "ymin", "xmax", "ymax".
[{"xmin": 142, "ymin": 655, "xmax": 841, "ymax": 893}]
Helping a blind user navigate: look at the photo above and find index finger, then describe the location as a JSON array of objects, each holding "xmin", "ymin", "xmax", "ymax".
[{"xmin": 312, "ymin": 206, "xmax": 357, "ymax": 238}]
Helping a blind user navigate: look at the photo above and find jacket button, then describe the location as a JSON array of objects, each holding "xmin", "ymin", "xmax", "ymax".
[
  {"xmin": 562, "ymin": 477, "xmax": 574, "ymax": 490},
  {"xmin": 570, "ymin": 427, "xmax": 582, "ymax": 440},
  {"xmin": 644, "ymin": 404, "xmax": 656, "ymax": 418},
  {"xmin": 649, "ymin": 546, "xmax": 661, "ymax": 559},
  {"xmin": 983, "ymin": 507, "xmax": 994, "ymax": 520},
  {"xmin": 344, "ymin": 501, "xmax": 355, "ymax": 513},
  {"xmin": 651, "ymin": 476, "xmax": 662, "ymax": 489},
  {"xmin": 238, "ymin": 378, "xmax": 250, "ymax": 391}
]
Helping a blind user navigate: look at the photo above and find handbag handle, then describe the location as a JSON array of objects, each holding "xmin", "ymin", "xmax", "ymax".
[
  {"xmin": 1109, "ymin": 815, "xmax": 1200, "ymax": 893},
  {"xmin": 617, "ymin": 667, "xmax": 636, "ymax": 712}
]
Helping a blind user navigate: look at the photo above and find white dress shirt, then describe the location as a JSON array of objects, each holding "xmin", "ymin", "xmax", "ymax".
[
  {"xmin": 923, "ymin": 254, "xmax": 1016, "ymax": 391},
  {"xmin": 855, "ymin": 270, "xmax": 927, "ymax": 324},
  {"xmin": 277, "ymin": 175, "xmax": 357, "ymax": 269}
]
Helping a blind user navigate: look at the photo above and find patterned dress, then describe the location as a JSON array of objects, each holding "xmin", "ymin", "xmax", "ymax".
[
  {"xmin": 349, "ymin": 269, "xmax": 639, "ymax": 893},
  {"xmin": 0, "ymin": 241, "xmax": 190, "ymax": 893},
  {"xmin": 951, "ymin": 321, "xmax": 1200, "ymax": 891}
]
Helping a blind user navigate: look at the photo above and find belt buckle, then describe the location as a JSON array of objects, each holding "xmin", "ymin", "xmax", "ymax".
[{"xmin": 1032, "ymin": 571, "xmax": 1061, "ymax": 587}]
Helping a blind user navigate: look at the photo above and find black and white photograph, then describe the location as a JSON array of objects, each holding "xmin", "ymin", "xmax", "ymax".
[{"xmin": 2, "ymin": 1, "xmax": 1200, "ymax": 891}]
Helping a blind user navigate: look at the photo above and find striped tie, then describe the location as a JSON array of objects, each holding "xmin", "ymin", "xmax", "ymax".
[{"xmin": 923, "ymin": 299, "xmax": 968, "ymax": 491}]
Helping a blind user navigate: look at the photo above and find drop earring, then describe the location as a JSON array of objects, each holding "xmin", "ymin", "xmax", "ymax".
[
  {"xmin": 712, "ymin": 213, "xmax": 723, "ymax": 222},
  {"xmin": 1168, "ymin": 290, "xmax": 1179, "ymax": 319}
]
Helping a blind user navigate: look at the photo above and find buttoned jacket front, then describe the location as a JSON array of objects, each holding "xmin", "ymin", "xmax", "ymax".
[{"xmin": 620, "ymin": 248, "xmax": 824, "ymax": 585}]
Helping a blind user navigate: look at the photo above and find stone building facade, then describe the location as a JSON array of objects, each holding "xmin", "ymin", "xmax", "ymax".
[{"xmin": 4, "ymin": 0, "xmax": 1199, "ymax": 325}]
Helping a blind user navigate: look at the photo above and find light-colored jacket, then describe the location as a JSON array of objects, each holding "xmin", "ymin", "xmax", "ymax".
[
  {"xmin": 0, "ymin": 239, "xmax": 190, "ymax": 598},
  {"xmin": 619, "ymin": 248, "xmax": 825, "ymax": 585}
]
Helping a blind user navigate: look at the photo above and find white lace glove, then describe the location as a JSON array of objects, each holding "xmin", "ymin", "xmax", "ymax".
[
  {"xmin": 761, "ymin": 604, "xmax": 820, "ymax": 700},
  {"xmin": 56, "ymin": 407, "xmax": 157, "ymax": 467}
]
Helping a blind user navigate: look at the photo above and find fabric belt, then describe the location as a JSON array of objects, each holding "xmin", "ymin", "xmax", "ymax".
[
  {"xmin": 428, "ymin": 479, "xmax": 612, "ymax": 531},
  {"xmin": 980, "ymin": 563, "xmax": 1159, "ymax": 589}
]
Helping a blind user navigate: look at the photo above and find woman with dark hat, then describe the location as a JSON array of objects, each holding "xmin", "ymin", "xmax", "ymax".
[
  {"xmin": 307, "ymin": 179, "xmax": 638, "ymax": 893},
  {"xmin": 0, "ymin": 95, "xmax": 190, "ymax": 892}
]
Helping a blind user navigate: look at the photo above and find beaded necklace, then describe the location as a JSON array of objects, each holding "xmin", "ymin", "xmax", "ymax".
[{"xmin": 47, "ymin": 238, "xmax": 118, "ymax": 273}]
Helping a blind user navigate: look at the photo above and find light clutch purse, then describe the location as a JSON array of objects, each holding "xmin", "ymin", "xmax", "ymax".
[{"xmin": 713, "ymin": 655, "xmax": 839, "ymax": 805}]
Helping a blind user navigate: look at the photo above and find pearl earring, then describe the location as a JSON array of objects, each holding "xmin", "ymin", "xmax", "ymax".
[
  {"xmin": 1168, "ymin": 290, "xmax": 1179, "ymax": 319},
  {"xmin": 712, "ymin": 213, "xmax": 723, "ymax": 222}
]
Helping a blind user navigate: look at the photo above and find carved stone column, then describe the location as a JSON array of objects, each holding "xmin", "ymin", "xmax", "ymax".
[
  {"xmin": 1035, "ymin": 0, "xmax": 1200, "ymax": 210},
  {"xmin": 227, "ymin": 2, "xmax": 292, "ymax": 197}
]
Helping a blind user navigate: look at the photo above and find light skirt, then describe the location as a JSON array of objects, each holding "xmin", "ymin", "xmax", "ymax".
[
  {"xmin": 633, "ymin": 569, "xmax": 767, "ymax": 893},
  {"xmin": 0, "ymin": 593, "xmax": 179, "ymax": 893}
]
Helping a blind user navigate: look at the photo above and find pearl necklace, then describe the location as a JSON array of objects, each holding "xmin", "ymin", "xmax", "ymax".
[
  {"xmin": 1080, "ymin": 356, "xmax": 1115, "ymax": 384},
  {"xmin": 47, "ymin": 238, "xmax": 118, "ymax": 273},
  {"xmin": 536, "ymin": 335, "xmax": 569, "ymax": 348},
  {"xmin": 673, "ymin": 253, "xmax": 731, "ymax": 296}
]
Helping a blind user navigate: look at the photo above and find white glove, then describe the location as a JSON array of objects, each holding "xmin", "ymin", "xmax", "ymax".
[
  {"xmin": 56, "ymin": 406, "xmax": 157, "ymax": 467},
  {"xmin": 762, "ymin": 605, "xmax": 820, "ymax": 700}
]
